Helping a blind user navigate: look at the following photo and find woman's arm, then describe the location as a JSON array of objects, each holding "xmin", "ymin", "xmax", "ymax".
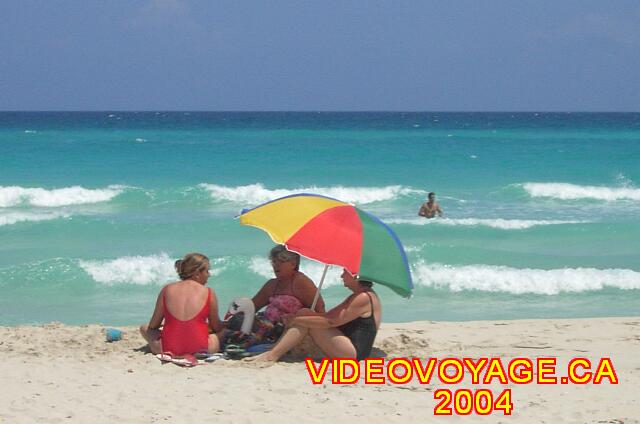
[
  {"xmin": 251, "ymin": 279, "xmax": 275, "ymax": 311},
  {"xmin": 290, "ymin": 293, "xmax": 370, "ymax": 329},
  {"xmin": 208, "ymin": 288, "xmax": 223, "ymax": 332},
  {"xmin": 293, "ymin": 272, "xmax": 326, "ymax": 312},
  {"xmin": 147, "ymin": 287, "xmax": 165, "ymax": 330}
]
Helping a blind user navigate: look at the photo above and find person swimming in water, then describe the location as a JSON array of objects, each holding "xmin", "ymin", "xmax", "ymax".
[{"xmin": 418, "ymin": 192, "xmax": 443, "ymax": 218}]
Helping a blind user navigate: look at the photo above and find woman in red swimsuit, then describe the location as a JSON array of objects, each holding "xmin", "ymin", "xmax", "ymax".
[{"xmin": 140, "ymin": 253, "xmax": 223, "ymax": 355}]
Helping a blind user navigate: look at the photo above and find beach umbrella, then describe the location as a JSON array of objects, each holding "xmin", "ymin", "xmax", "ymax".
[{"xmin": 239, "ymin": 193, "xmax": 413, "ymax": 307}]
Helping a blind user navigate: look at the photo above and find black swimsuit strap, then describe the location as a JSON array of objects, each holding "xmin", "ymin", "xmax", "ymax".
[{"xmin": 363, "ymin": 291, "xmax": 376, "ymax": 326}]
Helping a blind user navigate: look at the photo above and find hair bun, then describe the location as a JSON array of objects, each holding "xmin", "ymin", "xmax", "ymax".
[
  {"xmin": 174, "ymin": 259, "xmax": 185, "ymax": 278},
  {"xmin": 174, "ymin": 253, "xmax": 209, "ymax": 280}
]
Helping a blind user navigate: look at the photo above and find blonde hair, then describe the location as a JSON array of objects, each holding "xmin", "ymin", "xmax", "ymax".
[{"xmin": 174, "ymin": 252, "xmax": 209, "ymax": 280}]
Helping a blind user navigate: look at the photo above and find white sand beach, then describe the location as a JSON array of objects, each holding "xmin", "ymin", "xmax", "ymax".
[{"xmin": 1, "ymin": 317, "xmax": 638, "ymax": 423}]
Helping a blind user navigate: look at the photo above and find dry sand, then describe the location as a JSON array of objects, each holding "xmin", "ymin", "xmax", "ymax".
[{"xmin": 1, "ymin": 317, "xmax": 638, "ymax": 423}]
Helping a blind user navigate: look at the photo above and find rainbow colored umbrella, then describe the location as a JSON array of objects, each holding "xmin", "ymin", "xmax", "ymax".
[{"xmin": 239, "ymin": 193, "xmax": 413, "ymax": 299}]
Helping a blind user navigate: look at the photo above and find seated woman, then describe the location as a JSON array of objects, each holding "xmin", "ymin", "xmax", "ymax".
[
  {"xmin": 222, "ymin": 245, "xmax": 325, "ymax": 347},
  {"xmin": 252, "ymin": 245, "xmax": 325, "ymax": 322},
  {"xmin": 140, "ymin": 252, "xmax": 223, "ymax": 356},
  {"xmin": 249, "ymin": 269, "xmax": 381, "ymax": 362}
]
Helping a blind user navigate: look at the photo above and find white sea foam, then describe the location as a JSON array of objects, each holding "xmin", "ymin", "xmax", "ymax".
[
  {"xmin": 0, "ymin": 211, "xmax": 70, "ymax": 226},
  {"xmin": 248, "ymin": 257, "xmax": 273, "ymax": 279},
  {"xmin": 522, "ymin": 182, "xmax": 640, "ymax": 201},
  {"xmin": 412, "ymin": 262, "xmax": 640, "ymax": 295},
  {"xmin": 386, "ymin": 217, "xmax": 587, "ymax": 230},
  {"xmin": 79, "ymin": 253, "xmax": 225, "ymax": 286},
  {"xmin": 403, "ymin": 244, "xmax": 426, "ymax": 253},
  {"xmin": 199, "ymin": 183, "xmax": 423, "ymax": 205},
  {"xmin": 249, "ymin": 256, "xmax": 345, "ymax": 288},
  {"xmin": 0, "ymin": 185, "xmax": 126, "ymax": 208}
]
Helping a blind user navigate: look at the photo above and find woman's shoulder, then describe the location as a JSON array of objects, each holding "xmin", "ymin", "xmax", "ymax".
[
  {"xmin": 164, "ymin": 280, "xmax": 208, "ymax": 295},
  {"xmin": 293, "ymin": 271, "xmax": 315, "ymax": 286},
  {"xmin": 254, "ymin": 279, "xmax": 277, "ymax": 296},
  {"xmin": 162, "ymin": 281, "xmax": 179, "ymax": 292},
  {"xmin": 262, "ymin": 278, "xmax": 278, "ymax": 288},
  {"xmin": 350, "ymin": 291, "xmax": 376, "ymax": 305}
]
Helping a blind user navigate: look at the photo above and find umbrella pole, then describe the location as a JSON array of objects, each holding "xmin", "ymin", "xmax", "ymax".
[{"xmin": 311, "ymin": 264, "xmax": 329, "ymax": 311}]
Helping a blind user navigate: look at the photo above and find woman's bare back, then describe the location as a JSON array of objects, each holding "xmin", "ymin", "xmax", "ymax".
[{"xmin": 164, "ymin": 281, "xmax": 209, "ymax": 320}]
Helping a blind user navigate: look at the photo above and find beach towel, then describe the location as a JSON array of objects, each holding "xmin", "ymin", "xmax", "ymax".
[{"xmin": 156, "ymin": 353, "xmax": 201, "ymax": 367}]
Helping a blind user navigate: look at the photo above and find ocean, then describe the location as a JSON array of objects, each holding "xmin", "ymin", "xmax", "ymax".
[{"xmin": 1, "ymin": 112, "xmax": 639, "ymax": 326}]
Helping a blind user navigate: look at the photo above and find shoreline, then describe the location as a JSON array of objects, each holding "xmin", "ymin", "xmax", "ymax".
[
  {"xmin": 1, "ymin": 316, "xmax": 638, "ymax": 423},
  {"xmin": 3, "ymin": 313, "xmax": 638, "ymax": 328}
]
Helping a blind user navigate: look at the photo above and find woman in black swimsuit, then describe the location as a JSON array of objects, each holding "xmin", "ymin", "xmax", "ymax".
[{"xmin": 249, "ymin": 269, "xmax": 381, "ymax": 362}]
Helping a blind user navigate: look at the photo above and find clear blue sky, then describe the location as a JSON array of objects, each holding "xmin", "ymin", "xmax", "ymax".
[{"xmin": 1, "ymin": 1, "xmax": 639, "ymax": 111}]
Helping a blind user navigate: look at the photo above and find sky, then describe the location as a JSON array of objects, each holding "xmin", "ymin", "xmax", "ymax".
[{"xmin": 1, "ymin": 1, "xmax": 639, "ymax": 111}]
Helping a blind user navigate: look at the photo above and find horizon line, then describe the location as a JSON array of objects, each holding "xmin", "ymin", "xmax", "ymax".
[{"xmin": 1, "ymin": 110, "xmax": 639, "ymax": 114}]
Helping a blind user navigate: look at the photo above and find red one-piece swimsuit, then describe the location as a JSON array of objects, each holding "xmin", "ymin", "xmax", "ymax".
[{"xmin": 161, "ymin": 289, "xmax": 211, "ymax": 355}]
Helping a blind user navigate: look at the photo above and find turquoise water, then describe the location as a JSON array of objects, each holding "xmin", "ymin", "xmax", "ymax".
[{"xmin": 1, "ymin": 112, "xmax": 639, "ymax": 325}]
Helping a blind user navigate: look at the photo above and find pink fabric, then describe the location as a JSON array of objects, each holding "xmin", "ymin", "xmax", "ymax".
[{"xmin": 264, "ymin": 294, "xmax": 304, "ymax": 322}]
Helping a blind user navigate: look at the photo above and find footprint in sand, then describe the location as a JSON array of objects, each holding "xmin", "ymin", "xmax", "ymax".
[{"xmin": 380, "ymin": 334, "xmax": 429, "ymax": 354}]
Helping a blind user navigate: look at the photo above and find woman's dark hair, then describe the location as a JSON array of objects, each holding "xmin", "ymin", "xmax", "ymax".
[{"xmin": 358, "ymin": 280, "xmax": 373, "ymax": 289}]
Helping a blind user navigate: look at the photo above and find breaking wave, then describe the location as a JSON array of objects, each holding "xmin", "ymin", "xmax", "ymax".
[
  {"xmin": 386, "ymin": 217, "xmax": 589, "ymax": 230},
  {"xmin": 412, "ymin": 262, "xmax": 640, "ymax": 295},
  {"xmin": 198, "ymin": 183, "xmax": 423, "ymax": 206},
  {"xmin": 0, "ymin": 211, "xmax": 71, "ymax": 226},
  {"xmin": 79, "ymin": 253, "xmax": 226, "ymax": 286},
  {"xmin": 249, "ymin": 256, "xmax": 345, "ymax": 287},
  {"xmin": 522, "ymin": 182, "xmax": 640, "ymax": 201},
  {"xmin": 0, "ymin": 185, "xmax": 126, "ymax": 208}
]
